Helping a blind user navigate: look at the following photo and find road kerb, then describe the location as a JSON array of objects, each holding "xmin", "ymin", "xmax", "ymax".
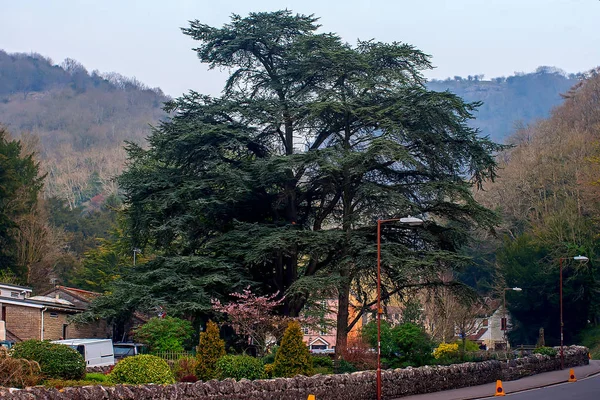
[{"xmin": 466, "ymin": 367, "xmax": 600, "ymax": 400}]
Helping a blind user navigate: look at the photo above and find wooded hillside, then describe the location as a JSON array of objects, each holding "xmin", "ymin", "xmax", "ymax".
[
  {"xmin": 0, "ymin": 50, "xmax": 167, "ymax": 208},
  {"xmin": 0, "ymin": 50, "xmax": 584, "ymax": 208},
  {"xmin": 476, "ymin": 68, "xmax": 600, "ymax": 346},
  {"xmin": 428, "ymin": 67, "xmax": 579, "ymax": 142}
]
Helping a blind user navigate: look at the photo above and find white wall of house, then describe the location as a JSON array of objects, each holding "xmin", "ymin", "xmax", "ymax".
[{"xmin": 0, "ymin": 284, "xmax": 32, "ymax": 300}]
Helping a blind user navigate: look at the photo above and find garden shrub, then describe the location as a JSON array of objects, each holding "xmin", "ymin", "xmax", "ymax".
[
  {"xmin": 179, "ymin": 374, "xmax": 198, "ymax": 382},
  {"xmin": 361, "ymin": 321, "xmax": 434, "ymax": 368},
  {"xmin": 455, "ymin": 339, "xmax": 480, "ymax": 352},
  {"xmin": 11, "ymin": 340, "xmax": 85, "ymax": 380},
  {"xmin": 433, "ymin": 342, "xmax": 460, "ymax": 360},
  {"xmin": 311, "ymin": 356, "xmax": 334, "ymax": 375},
  {"xmin": 0, "ymin": 346, "xmax": 41, "ymax": 388},
  {"xmin": 313, "ymin": 366, "xmax": 333, "ymax": 375},
  {"xmin": 216, "ymin": 354, "xmax": 266, "ymax": 380},
  {"xmin": 273, "ymin": 321, "xmax": 313, "ymax": 377},
  {"xmin": 85, "ymin": 372, "xmax": 109, "ymax": 382},
  {"xmin": 109, "ymin": 354, "xmax": 175, "ymax": 384},
  {"xmin": 173, "ymin": 356, "xmax": 198, "ymax": 381},
  {"xmin": 341, "ymin": 338, "xmax": 377, "ymax": 371},
  {"xmin": 335, "ymin": 359, "xmax": 357, "ymax": 374},
  {"xmin": 534, "ymin": 346, "xmax": 558, "ymax": 357},
  {"xmin": 133, "ymin": 316, "xmax": 194, "ymax": 352},
  {"xmin": 264, "ymin": 363, "xmax": 274, "ymax": 378},
  {"xmin": 312, "ymin": 356, "xmax": 333, "ymax": 368},
  {"xmin": 196, "ymin": 320, "xmax": 225, "ymax": 381},
  {"xmin": 261, "ymin": 345, "xmax": 278, "ymax": 365}
]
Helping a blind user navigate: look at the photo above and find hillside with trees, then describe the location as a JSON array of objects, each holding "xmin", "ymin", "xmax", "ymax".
[
  {"xmin": 476, "ymin": 68, "xmax": 600, "ymax": 348},
  {"xmin": 0, "ymin": 49, "xmax": 585, "ymax": 210},
  {"xmin": 428, "ymin": 68, "xmax": 579, "ymax": 143},
  {"xmin": 0, "ymin": 50, "xmax": 167, "ymax": 209}
]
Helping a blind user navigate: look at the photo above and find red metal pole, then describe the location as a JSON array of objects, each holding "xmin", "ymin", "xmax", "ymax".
[
  {"xmin": 377, "ymin": 219, "xmax": 382, "ymax": 400},
  {"xmin": 560, "ymin": 257, "xmax": 564, "ymax": 370},
  {"xmin": 503, "ymin": 289, "xmax": 507, "ymax": 349}
]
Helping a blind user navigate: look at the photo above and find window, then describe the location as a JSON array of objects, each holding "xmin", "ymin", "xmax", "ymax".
[
  {"xmin": 49, "ymin": 312, "xmax": 59, "ymax": 318},
  {"xmin": 302, "ymin": 327, "xmax": 309, "ymax": 335},
  {"xmin": 311, "ymin": 344, "xmax": 327, "ymax": 350},
  {"xmin": 10, "ymin": 292, "xmax": 19, "ymax": 298},
  {"xmin": 319, "ymin": 328, "xmax": 327, "ymax": 335}
]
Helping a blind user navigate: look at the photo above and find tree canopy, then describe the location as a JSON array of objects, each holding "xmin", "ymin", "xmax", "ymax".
[{"xmin": 89, "ymin": 10, "xmax": 502, "ymax": 351}]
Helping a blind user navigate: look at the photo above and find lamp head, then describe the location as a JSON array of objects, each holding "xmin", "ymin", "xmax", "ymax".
[
  {"xmin": 399, "ymin": 216, "xmax": 424, "ymax": 226},
  {"xmin": 512, "ymin": 287, "xmax": 522, "ymax": 292},
  {"xmin": 574, "ymin": 255, "xmax": 589, "ymax": 264}
]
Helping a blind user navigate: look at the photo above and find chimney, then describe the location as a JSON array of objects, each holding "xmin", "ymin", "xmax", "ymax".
[{"xmin": 55, "ymin": 294, "xmax": 60, "ymax": 300}]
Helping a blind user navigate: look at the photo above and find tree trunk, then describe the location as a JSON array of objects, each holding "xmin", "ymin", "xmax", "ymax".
[{"xmin": 335, "ymin": 277, "xmax": 351, "ymax": 358}]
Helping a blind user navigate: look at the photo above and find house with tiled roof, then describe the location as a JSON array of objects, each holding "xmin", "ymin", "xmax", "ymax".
[{"xmin": 0, "ymin": 283, "xmax": 110, "ymax": 342}]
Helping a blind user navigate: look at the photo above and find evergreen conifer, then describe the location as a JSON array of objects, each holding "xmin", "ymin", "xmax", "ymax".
[
  {"xmin": 196, "ymin": 320, "xmax": 225, "ymax": 381},
  {"xmin": 273, "ymin": 321, "xmax": 313, "ymax": 377}
]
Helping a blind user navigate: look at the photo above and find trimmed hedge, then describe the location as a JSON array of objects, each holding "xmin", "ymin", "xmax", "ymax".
[
  {"xmin": 11, "ymin": 340, "xmax": 85, "ymax": 380},
  {"xmin": 216, "ymin": 355, "xmax": 266, "ymax": 380},
  {"xmin": 109, "ymin": 355, "xmax": 175, "ymax": 384}
]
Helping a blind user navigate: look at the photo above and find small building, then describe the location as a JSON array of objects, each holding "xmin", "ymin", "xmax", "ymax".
[{"xmin": 0, "ymin": 283, "xmax": 109, "ymax": 342}]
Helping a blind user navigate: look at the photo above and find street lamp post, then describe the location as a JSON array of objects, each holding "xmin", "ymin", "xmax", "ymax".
[
  {"xmin": 377, "ymin": 216, "xmax": 423, "ymax": 400},
  {"xmin": 133, "ymin": 248, "xmax": 141, "ymax": 266},
  {"xmin": 559, "ymin": 255, "xmax": 588, "ymax": 369},
  {"xmin": 502, "ymin": 287, "xmax": 522, "ymax": 349}
]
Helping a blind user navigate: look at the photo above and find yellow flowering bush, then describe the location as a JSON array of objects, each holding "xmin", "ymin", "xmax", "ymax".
[{"xmin": 433, "ymin": 342, "xmax": 459, "ymax": 360}]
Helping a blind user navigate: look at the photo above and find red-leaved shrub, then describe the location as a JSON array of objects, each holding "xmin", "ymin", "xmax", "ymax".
[{"xmin": 341, "ymin": 338, "xmax": 377, "ymax": 371}]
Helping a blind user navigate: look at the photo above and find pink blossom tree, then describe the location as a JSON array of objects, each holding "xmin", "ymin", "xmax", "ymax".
[{"xmin": 212, "ymin": 288, "xmax": 288, "ymax": 356}]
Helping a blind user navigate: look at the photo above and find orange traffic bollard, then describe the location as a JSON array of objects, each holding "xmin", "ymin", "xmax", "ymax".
[
  {"xmin": 494, "ymin": 380, "xmax": 505, "ymax": 396},
  {"xmin": 307, "ymin": 395, "xmax": 316, "ymax": 400},
  {"xmin": 568, "ymin": 368, "xmax": 577, "ymax": 382}
]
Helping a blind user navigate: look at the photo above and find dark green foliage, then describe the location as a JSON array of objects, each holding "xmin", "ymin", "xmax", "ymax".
[
  {"xmin": 108, "ymin": 11, "xmax": 503, "ymax": 350},
  {"xmin": 196, "ymin": 320, "xmax": 226, "ymax": 381},
  {"xmin": 312, "ymin": 356, "xmax": 334, "ymax": 375},
  {"xmin": 0, "ymin": 127, "xmax": 44, "ymax": 274},
  {"xmin": 498, "ymin": 234, "xmax": 596, "ymax": 347},
  {"xmin": 335, "ymin": 359, "xmax": 357, "ymax": 374},
  {"xmin": 215, "ymin": 354, "xmax": 266, "ymax": 380},
  {"xmin": 533, "ymin": 347, "xmax": 558, "ymax": 357},
  {"xmin": 362, "ymin": 321, "xmax": 435, "ymax": 367},
  {"xmin": 133, "ymin": 316, "xmax": 194, "ymax": 352},
  {"xmin": 11, "ymin": 340, "xmax": 85, "ymax": 380},
  {"xmin": 261, "ymin": 346, "xmax": 278, "ymax": 365},
  {"xmin": 312, "ymin": 356, "xmax": 333, "ymax": 368},
  {"xmin": 273, "ymin": 321, "xmax": 313, "ymax": 377},
  {"xmin": 579, "ymin": 325, "xmax": 600, "ymax": 359},
  {"xmin": 109, "ymin": 354, "xmax": 175, "ymax": 384}
]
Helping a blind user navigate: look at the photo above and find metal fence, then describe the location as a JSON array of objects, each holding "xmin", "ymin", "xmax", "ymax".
[{"xmin": 151, "ymin": 350, "xmax": 195, "ymax": 361}]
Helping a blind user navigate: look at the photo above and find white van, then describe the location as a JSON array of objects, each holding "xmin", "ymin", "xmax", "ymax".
[{"xmin": 52, "ymin": 339, "xmax": 115, "ymax": 368}]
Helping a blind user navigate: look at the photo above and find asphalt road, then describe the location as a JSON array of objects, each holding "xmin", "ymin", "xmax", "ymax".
[{"xmin": 500, "ymin": 374, "xmax": 600, "ymax": 399}]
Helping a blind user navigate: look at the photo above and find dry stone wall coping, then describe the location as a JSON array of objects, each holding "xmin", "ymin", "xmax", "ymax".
[{"xmin": 0, "ymin": 345, "xmax": 588, "ymax": 400}]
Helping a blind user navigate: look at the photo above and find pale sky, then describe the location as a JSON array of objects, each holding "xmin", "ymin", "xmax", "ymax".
[{"xmin": 2, "ymin": 0, "xmax": 599, "ymax": 97}]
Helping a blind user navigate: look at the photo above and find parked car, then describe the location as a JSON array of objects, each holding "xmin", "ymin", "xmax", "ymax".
[
  {"xmin": 113, "ymin": 342, "xmax": 147, "ymax": 360},
  {"xmin": 52, "ymin": 339, "xmax": 115, "ymax": 367}
]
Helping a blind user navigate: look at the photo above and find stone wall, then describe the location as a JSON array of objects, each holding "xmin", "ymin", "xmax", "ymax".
[{"xmin": 0, "ymin": 346, "xmax": 588, "ymax": 400}]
